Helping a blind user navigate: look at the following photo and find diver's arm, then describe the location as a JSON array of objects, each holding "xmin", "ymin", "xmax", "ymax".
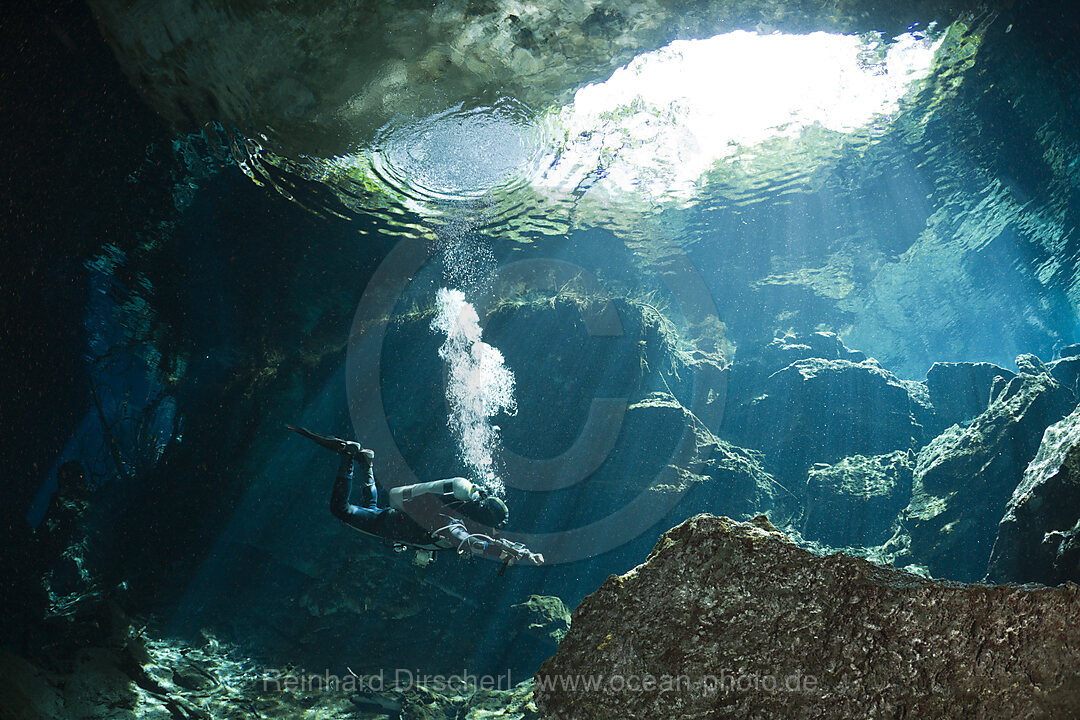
[{"xmin": 434, "ymin": 521, "xmax": 544, "ymax": 565}]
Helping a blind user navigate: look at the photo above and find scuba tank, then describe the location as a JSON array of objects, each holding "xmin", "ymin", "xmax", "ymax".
[
  {"xmin": 349, "ymin": 478, "xmax": 482, "ymax": 567},
  {"xmin": 388, "ymin": 477, "xmax": 481, "ymax": 511}
]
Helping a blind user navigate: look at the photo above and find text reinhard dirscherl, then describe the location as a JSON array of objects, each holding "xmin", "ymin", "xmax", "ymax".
[{"xmin": 260, "ymin": 668, "xmax": 820, "ymax": 696}]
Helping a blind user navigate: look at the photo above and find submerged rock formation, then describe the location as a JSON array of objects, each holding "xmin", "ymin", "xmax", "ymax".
[
  {"xmin": 802, "ymin": 450, "xmax": 914, "ymax": 547},
  {"xmin": 989, "ymin": 404, "xmax": 1080, "ymax": 585},
  {"xmin": 535, "ymin": 515, "xmax": 1080, "ymax": 720},
  {"xmin": 723, "ymin": 351, "xmax": 926, "ymax": 485},
  {"xmin": 924, "ymin": 361, "xmax": 1015, "ymax": 431},
  {"xmin": 604, "ymin": 391, "xmax": 780, "ymax": 519},
  {"xmin": 513, "ymin": 595, "xmax": 572, "ymax": 648},
  {"xmin": 1049, "ymin": 351, "xmax": 1080, "ymax": 396},
  {"xmin": 900, "ymin": 357, "xmax": 1075, "ymax": 581},
  {"xmin": 749, "ymin": 331, "xmax": 868, "ymax": 370}
]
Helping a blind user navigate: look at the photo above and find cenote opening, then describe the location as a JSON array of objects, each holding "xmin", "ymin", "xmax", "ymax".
[{"xmin": 4, "ymin": 0, "xmax": 1080, "ymax": 717}]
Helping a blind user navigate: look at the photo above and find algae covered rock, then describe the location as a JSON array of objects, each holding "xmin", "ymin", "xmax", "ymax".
[
  {"xmin": 513, "ymin": 594, "xmax": 571, "ymax": 646},
  {"xmin": 989, "ymin": 403, "xmax": 1080, "ymax": 585},
  {"xmin": 722, "ymin": 331, "xmax": 867, "ymax": 417},
  {"xmin": 535, "ymin": 515, "xmax": 1080, "ymax": 720},
  {"xmin": 902, "ymin": 361, "xmax": 1075, "ymax": 581},
  {"xmin": 802, "ymin": 450, "xmax": 914, "ymax": 547}
]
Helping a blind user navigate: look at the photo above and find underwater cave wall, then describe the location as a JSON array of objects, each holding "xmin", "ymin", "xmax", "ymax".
[
  {"xmin": 0, "ymin": 0, "xmax": 170, "ymax": 529},
  {"xmin": 87, "ymin": 0, "xmax": 1004, "ymax": 156}
]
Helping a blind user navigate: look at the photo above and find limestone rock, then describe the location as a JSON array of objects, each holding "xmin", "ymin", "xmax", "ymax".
[
  {"xmin": 902, "ymin": 366, "xmax": 1075, "ymax": 581},
  {"xmin": 686, "ymin": 350, "xmax": 729, "ymax": 432},
  {"xmin": 1059, "ymin": 343, "xmax": 1080, "ymax": 359},
  {"xmin": 596, "ymin": 392, "xmax": 780, "ymax": 521},
  {"xmin": 1016, "ymin": 352, "xmax": 1051, "ymax": 376},
  {"xmin": 989, "ymin": 404, "xmax": 1080, "ymax": 584},
  {"xmin": 802, "ymin": 450, "xmax": 914, "ymax": 547},
  {"xmin": 725, "ymin": 356, "xmax": 923, "ymax": 485},
  {"xmin": 724, "ymin": 332, "xmax": 867, "ymax": 402},
  {"xmin": 535, "ymin": 515, "xmax": 1080, "ymax": 720},
  {"xmin": 896, "ymin": 377, "xmax": 938, "ymax": 439},
  {"xmin": 1049, "ymin": 355, "xmax": 1080, "ymax": 395},
  {"xmin": 924, "ymin": 361, "xmax": 1015, "ymax": 429}
]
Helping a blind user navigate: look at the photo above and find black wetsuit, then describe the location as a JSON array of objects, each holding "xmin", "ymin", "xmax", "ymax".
[
  {"xmin": 331, "ymin": 454, "xmax": 513, "ymax": 560},
  {"xmin": 330, "ymin": 454, "xmax": 442, "ymax": 547}
]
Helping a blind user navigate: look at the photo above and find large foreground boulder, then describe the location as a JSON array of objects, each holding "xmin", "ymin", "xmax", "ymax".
[
  {"xmin": 988, "ymin": 404, "xmax": 1080, "ymax": 585},
  {"xmin": 901, "ymin": 357, "xmax": 1075, "ymax": 581},
  {"xmin": 535, "ymin": 515, "xmax": 1080, "ymax": 720}
]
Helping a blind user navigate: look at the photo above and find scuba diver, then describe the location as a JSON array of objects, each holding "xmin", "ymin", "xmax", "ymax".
[{"xmin": 288, "ymin": 426, "xmax": 544, "ymax": 569}]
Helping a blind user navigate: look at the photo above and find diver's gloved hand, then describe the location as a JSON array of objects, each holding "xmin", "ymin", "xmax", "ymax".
[{"xmin": 502, "ymin": 542, "xmax": 544, "ymax": 566}]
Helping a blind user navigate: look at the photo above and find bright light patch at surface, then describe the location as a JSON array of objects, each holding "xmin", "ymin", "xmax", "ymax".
[
  {"xmin": 539, "ymin": 29, "xmax": 944, "ymax": 201},
  {"xmin": 300, "ymin": 26, "xmax": 953, "ymax": 238}
]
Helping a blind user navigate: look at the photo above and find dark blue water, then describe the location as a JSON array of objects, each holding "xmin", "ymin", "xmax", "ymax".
[{"xmin": 4, "ymin": 1, "xmax": 1080, "ymax": 716}]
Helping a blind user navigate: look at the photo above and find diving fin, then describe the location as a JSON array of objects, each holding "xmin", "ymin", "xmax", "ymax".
[{"xmin": 286, "ymin": 424, "xmax": 351, "ymax": 453}]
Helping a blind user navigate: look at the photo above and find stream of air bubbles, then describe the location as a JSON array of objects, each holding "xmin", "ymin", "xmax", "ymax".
[{"xmin": 430, "ymin": 287, "xmax": 516, "ymax": 496}]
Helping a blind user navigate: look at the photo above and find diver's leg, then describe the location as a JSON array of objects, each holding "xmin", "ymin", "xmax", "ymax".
[
  {"xmin": 330, "ymin": 454, "xmax": 358, "ymax": 519},
  {"xmin": 356, "ymin": 454, "xmax": 377, "ymax": 509},
  {"xmin": 330, "ymin": 454, "xmax": 383, "ymax": 532}
]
